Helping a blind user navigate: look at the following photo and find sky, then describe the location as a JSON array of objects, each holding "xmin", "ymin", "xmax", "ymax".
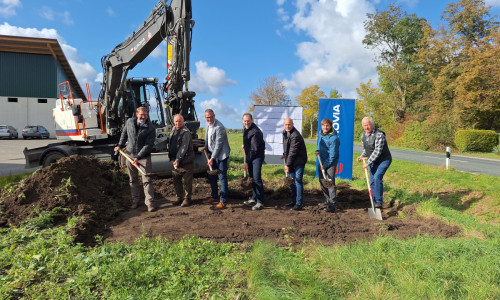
[{"xmin": 1, "ymin": 0, "xmax": 499, "ymax": 129}]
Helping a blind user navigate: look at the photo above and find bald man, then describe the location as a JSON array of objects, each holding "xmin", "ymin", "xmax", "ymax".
[
  {"xmin": 282, "ymin": 118, "xmax": 308, "ymax": 211},
  {"xmin": 168, "ymin": 114, "xmax": 195, "ymax": 207}
]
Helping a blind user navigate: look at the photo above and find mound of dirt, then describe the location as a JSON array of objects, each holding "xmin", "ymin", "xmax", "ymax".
[
  {"xmin": 0, "ymin": 155, "xmax": 131, "ymax": 244},
  {"xmin": 1, "ymin": 156, "xmax": 462, "ymax": 247}
]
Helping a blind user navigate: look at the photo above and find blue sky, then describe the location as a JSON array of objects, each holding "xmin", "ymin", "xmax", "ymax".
[{"xmin": 1, "ymin": 0, "xmax": 499, "ymax": 129}]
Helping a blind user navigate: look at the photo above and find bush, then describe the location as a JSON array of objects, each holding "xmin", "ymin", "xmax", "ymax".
[
  {"xmin": 454, "ymin": 130, "xmax": 498, "ymax": 152},
  {"xmin": 394, "ymin": 120, "xmax": 428, "ymax": 150}
]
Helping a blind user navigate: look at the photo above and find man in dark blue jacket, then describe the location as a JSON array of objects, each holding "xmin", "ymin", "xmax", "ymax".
[
  {"xmin": 242, "ymin": 113, "xmax": 265, "ymax": 210},
  {"xmin": 114, "ymin": 107, "xmax": 157, "ymax": 212},
  {"xmin": 282, "ymin": 118, "xmax": 308, "ymax": 211}
]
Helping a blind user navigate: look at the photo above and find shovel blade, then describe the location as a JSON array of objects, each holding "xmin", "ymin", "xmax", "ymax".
[{"xmin": 368, "ymin": 208, "xmax": 383, "ymax": 220}]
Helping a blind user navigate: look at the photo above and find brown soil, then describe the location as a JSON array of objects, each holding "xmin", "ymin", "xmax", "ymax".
[{"xmin": 0, "ymin": 155, "xmax": 461, "ymax": 247}]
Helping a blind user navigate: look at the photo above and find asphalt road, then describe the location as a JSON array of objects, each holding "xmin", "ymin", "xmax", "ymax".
[
  {"xmin": 0, "ymin": 138, "xmax": 55, "ymax": 176},
  {"xmin": 306, "ymin": 140, "xmax": 500, "ymax": 177},
  {"xmin": 1, "ymin": 138, "xmax": 499, "ymax": 177}
]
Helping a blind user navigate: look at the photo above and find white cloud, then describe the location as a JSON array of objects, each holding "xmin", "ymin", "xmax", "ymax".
[
  {"xmin": 280, "ymin": 0, "xmax": 379, "ymax": 98},
  {"xmin": 39, "ymin": 7, "xmax": 74, "ymax": 25},
  {"xmin": 62, "ymin": 11, "xmax": 74, "ymax": 25},
  {"xmin": 106, "ymin": 7, "xmax": 115, "ymax": 16},
  {"xmin": 39, "ymin": 6, "xmax": 54, "ymax": 20},
  {"xmin": 0, "ymin": 22, "xmax": 98, "ymax": 98},
  {"xmin": 0, "ymin": 0, "xmax": 21, "ymax": 18},
  {"xmin": 189, "ymin": 61, "xmax": 237, "ymax": 95},
  {"xmin": 198, "ymin": 98, "xmax": 242, "ymax": 127},
  {"xmin": 150, "ymin": 41, "xmax": 166, "ymax": 59},
  {"xmin": 485, "ymin": 0, "xmax": 500, "ymax": 7}
]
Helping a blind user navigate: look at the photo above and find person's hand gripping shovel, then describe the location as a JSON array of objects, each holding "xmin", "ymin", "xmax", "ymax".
[
  {"xmin": 316, "ymin": 152, "xmax": 334, "ymax": 188},
  {"xmin": 203, "ymin": 149, "xmax": 221, "ymax": 175},
  {"xmin": 119, "ymin": 150, "xmax": 146, "ymax": 176},
  {"xmin": 238, "ymin": 146, "xmax": 253, "ymax": 190},
  {"xmin": 282, "ymin": 156, "xmax": 295, "ymax": 185},
  {"xmin": 362, "ymin": 158, "xmax": 383, "ymax": 220}
]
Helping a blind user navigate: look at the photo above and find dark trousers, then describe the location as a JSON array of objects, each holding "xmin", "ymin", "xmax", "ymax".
[
  {"xmin": 173, "ymin": 163, "xmax": 193, "ymax": 201},
  {"xmin": 319, "ymin": 164, "xmax": 337, "ymax": 204}
]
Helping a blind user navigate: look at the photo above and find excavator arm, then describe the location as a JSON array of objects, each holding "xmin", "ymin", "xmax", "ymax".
[{"xmin": 98, "ymin": 0, "xmax": 198, "ymax": 137}]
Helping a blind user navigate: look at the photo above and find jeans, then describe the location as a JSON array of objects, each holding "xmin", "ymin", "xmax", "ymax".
[
  {"xmin": 248, "ymin": 157, "xmax": 264, "ymax": 204},
  {"xmin": 208, "ymin": 157, "xmax": 229, "ymax": 202},
  {"xmin": 369, "ymin": 158, "xmax": 392, "ymax": 204},
  {"xmin": 289, "ymin": 165, "xmax": 305, "ymax": 206}
]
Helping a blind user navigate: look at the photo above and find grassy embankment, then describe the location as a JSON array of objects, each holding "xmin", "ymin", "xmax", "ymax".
[{"xmin": 1, "ymin": 133, "xmax": 499, "ymax": 299}]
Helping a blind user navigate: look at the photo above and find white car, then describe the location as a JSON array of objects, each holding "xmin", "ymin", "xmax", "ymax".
[{"xmin": 0, "ymin": 125, "xmax": 19, "ymax": 139}]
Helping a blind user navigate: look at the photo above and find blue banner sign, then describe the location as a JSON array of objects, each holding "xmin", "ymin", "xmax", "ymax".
[{"xmin": 317, "ymin": 99, "xmax": 355, "ymax": 180}]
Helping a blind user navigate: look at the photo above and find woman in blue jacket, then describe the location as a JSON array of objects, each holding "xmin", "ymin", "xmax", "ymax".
[{"xmin": 315, "ymin": 118, "xmax": 340, "ymax": 212}]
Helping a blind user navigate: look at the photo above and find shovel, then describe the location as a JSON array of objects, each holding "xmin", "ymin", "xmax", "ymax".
[
  {"xmin": 203, "ymin": 149, "xmax": 221, "ymax": 175},
  {"xmin": 316, "ymin": 153, "xmax": 334, "ymax": 188},
  {"xmin": 282, "ymin": 157, "xmax": 295, "ymax": 185},
  {"xmin": 171, "ymin": 162, "xmax": 186, "ymax": 176},
  {"xmin": 119, "ymin": 150, "xmax": 146, "ymax": 176},
  {"xmin": 238, "ymin": 150, "xmax": 254, "ymax": 190},
  {"xmin": 362, "ymin": 158, "xmax": 383, "ymax": 220}
]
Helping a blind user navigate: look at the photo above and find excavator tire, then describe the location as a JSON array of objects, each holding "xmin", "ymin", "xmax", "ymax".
[{"xmin": 42, "ymin": 151, "xmax": 66, "ymax": 167}]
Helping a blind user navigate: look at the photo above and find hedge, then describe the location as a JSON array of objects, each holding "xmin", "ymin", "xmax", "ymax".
[{"xmin": 454, "ymin": 129, "xmax": 498, "ymax": 152}]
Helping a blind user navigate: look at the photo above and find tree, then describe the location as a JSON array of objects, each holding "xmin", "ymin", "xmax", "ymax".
[
  {"xmin": 296, "ymin": 85, "xmax": 326, "ymax": 138},
  {"xmin": 248, "ymin": 77, "xmax": 291, "ymax": 111},
  {"xmin": 443, "ymin": 0, "xmax": 497, "ymax": 47},
  {"xmin": 329, "ymin": 88, "xmax": 342, "ymax": 99},
  {"xmin": 416, "ymin": 0, "xmax": 499, "ymax": 131},
  {"xmin": 363, "ymin": 4, "xmax": 427, "ymax": 121}
]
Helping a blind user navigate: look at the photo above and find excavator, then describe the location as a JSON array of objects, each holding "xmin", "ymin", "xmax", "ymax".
[{"xmin": 23, "ymin": 0, "xmax": 207, "ymax": 176}]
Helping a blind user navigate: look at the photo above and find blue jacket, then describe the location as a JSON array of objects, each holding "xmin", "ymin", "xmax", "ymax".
[{"xmin": 316, "ymin": 129, "xmax": 340, "ymax": 169}]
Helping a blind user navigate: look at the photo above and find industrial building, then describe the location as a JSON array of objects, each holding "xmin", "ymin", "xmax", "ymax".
[{"xmin": 0, "ymin": 35, "xmax": 85, "ymax": 137}]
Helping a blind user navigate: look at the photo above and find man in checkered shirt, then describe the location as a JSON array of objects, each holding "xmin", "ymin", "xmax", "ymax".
[{"xmin": 357, "ymin": 117, "xmax": 392, "ymax": 208}]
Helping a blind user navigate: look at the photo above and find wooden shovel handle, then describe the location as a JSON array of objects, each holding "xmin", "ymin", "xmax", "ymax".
[
  {"xmin": 119, "ymin": 150, "xmax": 145, "ymax": 176},
  {"xmin": 203, "ymin": 149, "xmax": 213, "ymax": 171},
  {"xmin": 362, "ymin": 158, "xmax": 375, "ymax": 209}
]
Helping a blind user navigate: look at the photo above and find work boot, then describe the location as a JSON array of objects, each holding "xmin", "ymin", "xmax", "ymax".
[
  {"xmin": 147, "ymin": 204, "xmax": 157, "ymax": 212},
  {"xmin": 203, "ymin": 197, "xmax": 219, "ymax": 204},
  {"xmin": 290, "ymin": 204, "xmax": 302, "ymax": 211},
  {"xmin": 252, "ymin": 203, "xmax": 264, "ymax": 211},
  {"xmin": 374, "ymin": 202, "xmax": 383, "ymax": 209},
  {"xmin": 284, "ymin": 202, "xmax": 296, "ymax": 208},
  {"xmin": 181, "ymin": 199, "xmax": 191, "ymax": 207},
  {"xmin": 318, "ymin": 201, "xmax": 329, "ymax": 206},
  {"xmin": 324, "ymin": 204, "xmax": 336, "ymax": 212},
  {"xmin": 130, "ymin": 202, "xmax": 138, "ymax": 209},
  {"xmin": 214, "ymin": 202, "xmax": 226, "ymax": 209},
  {"xmin": 244, "ymin": 199, "xmax": 256, "ymax": 206},
  {"xmin": 172, "ymin": 198, "xmax": 182, "ymax": 206}
]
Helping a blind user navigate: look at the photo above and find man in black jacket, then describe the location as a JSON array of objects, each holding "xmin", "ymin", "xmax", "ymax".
[
  {"xmin": 282, "ymin": 118, "xmax": 308, "ymax": 211},
  {"xmin": 169, "ymin": 114, "xmax": 195, "ymax": 207},
  {"xmin": 114, "ymin": 107, "xmax": 157, "ymax": 212},
  {"xmin": 242, "ymin": 113, "xmax": 265, "ymax": 210}
]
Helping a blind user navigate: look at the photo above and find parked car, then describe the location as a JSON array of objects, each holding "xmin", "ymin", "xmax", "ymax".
[
  {"xmin": 22, "ymin": 125, "xmax": 50, "ymax": 139},
  {"xmin": 0, "ymin": 125, "xmax": 19, "ymax": 139}
]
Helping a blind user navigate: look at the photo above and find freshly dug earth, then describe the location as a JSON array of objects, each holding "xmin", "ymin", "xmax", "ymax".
[{"xmin": 0, "ymin": 155, "xmax": 461, "ymax": 246}]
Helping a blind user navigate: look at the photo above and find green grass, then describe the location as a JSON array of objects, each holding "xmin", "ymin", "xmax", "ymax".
[{"xmin": 0, "ymin": 133, "xmax": 499, "ymax": 299}]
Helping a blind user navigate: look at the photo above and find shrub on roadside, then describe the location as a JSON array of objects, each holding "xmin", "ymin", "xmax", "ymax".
[
  {"xmin": 454, "ymin": 129, "xmax": 498, "ymax": 152},
  {"xmin": 394, "ymin": 120, "xmax": 428, "ymax": 150}
]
